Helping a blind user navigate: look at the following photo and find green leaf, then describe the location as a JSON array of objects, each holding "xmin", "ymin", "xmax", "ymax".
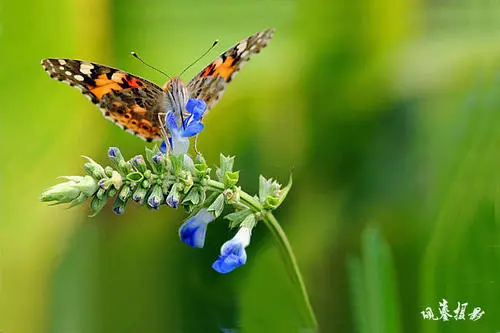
[{"xmin": 347, "ymin": 227, "xmax": 401, "ymax": 333}]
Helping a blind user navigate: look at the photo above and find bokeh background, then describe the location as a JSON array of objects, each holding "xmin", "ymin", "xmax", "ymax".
[{"xmin": 2, "ymin": 0, "xmax": 500, "ymax": 332}]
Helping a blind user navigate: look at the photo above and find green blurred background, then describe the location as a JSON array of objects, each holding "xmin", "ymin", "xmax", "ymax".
[{"xmin": 2, "ymin": 0, "xmax": 500, "ymax": 332}]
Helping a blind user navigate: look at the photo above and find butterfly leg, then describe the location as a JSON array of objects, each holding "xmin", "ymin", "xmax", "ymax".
[
  {"xmin": 193, "ymin": 134, "xmax": 200, "ymax": 155},
  {"xmin": 157, "ymin": 113, "xmax": 171, "ymax": 153}
]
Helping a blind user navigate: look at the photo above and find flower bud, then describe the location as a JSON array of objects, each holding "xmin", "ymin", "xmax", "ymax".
[
  {"xmin": 83, "ymin": 156, "xmax": 106, "ymax": 179},
  {"xmin": 132, "ymin": 186, "xmax": 148, "ymax": 204},
  {"xmin": 40, "ymin": 175, "xmax": 98, "ymax": 206},
  {"xmin": 118, "ymin": 185, "xmax": 132, "ymax": 202},
  {"xmin": 147, "ymin": 185, "xmax": 163, "ymax": 209},
  {"xmin": 131, "ymin": 155, "xmax": 147, "ymax": 173},
  {"xmin": 113, "ymin": 197, "xmax": 126, "ymax": 215},
  {"xmin": 166, "ymin": 183, "xmax": 181, "ymax": 208}
]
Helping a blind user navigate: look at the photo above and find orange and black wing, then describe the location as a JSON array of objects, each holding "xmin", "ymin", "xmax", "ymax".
[
  {"xmin": 41, "ymin": 58, "xmax": 165, "ymax": 142},
  {"xmin": 187, "ymin": 29, "xmax": 274, "ymax": 113}
]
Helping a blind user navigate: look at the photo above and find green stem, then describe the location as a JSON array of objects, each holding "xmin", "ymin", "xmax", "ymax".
[
  {"xmin": 206, "ymin": 179, "xmax": 317, "ymax": 330},
  {"xmin": 263, "ymin": 211, "xmax": 318, "ymax": 330}
]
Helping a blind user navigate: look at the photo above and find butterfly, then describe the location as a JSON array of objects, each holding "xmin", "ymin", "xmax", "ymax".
[{"xmin": 41, "ymin": 28, "xmax": 274, "ymax": 142}]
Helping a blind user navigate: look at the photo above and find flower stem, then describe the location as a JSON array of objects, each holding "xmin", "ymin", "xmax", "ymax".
[
  {"xmin": 263, "ymin": 211, "xmax": 318, "ymax": 331},
  {"xmin": 206, "ymin": 179, "xmax": 317, "ymax": 330}
]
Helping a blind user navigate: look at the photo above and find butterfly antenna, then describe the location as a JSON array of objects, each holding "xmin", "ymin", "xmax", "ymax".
[
  {"xmin": 131, "ymin": 52, "xmax": 172, "ymax": 79},
  {"xmin": 178, "ymin": 40, "xmax": 219, "ymax": 78}
]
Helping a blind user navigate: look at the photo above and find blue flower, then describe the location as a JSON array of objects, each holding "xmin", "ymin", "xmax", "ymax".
[
  {"xmin": 212, "ymin": 226, "xmax": 252, "ymax": 274},
  {"xmin": 179, "ymin": 208, "xmax": 214, "ymax": 248},
  {"xmin": 164, "ymin": 98, "xmax": 207, "ymax": 155},
  {"xmin": 108, "ymin": 147, "xmax": 120, "ymax": 158}
]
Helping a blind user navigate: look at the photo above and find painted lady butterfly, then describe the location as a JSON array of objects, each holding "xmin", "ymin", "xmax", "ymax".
[{"xmin": 41, "ymin": 29, "xmax": 274, "ymax": 142}]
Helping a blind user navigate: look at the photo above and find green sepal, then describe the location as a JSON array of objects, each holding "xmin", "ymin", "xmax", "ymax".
[
  {"xmin": 223, "ymin": 171, "xmax": 239, "ymax": 187},
  {"xmin": 108, "ymin": 188, "xmax": 117, "ymax": 197},
  {"xmin": 178, "ymin": 170, "xmax": 194, "ymax": 191},
  {"xmin": 142, "ymin": 179, "xmax": 151, "ymax": 189},
  {"xmin": 170, "ymin": 154, "xmax": 183, "ymax": 175},
  {"xmin": 216, "ymin": 154, "xmax": 235, "ymax": 182},
  {"xmin": 145, "ymin": 147, "xmax": 159, "ymax": 173},
  {"xmin": 95, "ymin": 188, "xmax": 106, "ymax": 200},
  {"xmin": 104, "ymin": 166, "xmax": 113, "ymax": 178},
  {"xmin": 207, "ymin": 193, "xmax": 225, "ymax": 218},
  {"xmin": 89, "ymin": 196, "xmax": 107, "ymax": 217},
  {"xmin": 40, "ymin": 175, "xmax": 98, "ymax": 207},
  {"xmin": 183, "ymin": 188, "xmax": 200, "ymax": 205},
  {"xmin": 259, "ymin": 173, "xmax": 293, "ymax": 210},
  {"xmin": 224, "ymin": 209, "xmax": 253, "ymax": 229},
  {"xmin": 240, "ymin": 213, "xmax": 257, "ymax": 229},
  {"xmin": 127, "ymin": 171, "xmax": 143, "ymax": 182},
  {"xmin": 67, "ymin": 192, "xmax": 89, "ymax": 208},
  {"xmin": 82, "ymin": 156, "xmax": 106, "ymax": 179},
  {"xmin": 193, "ymin": 154, "xmax": 211, "ymax": 179},
  {"xmin": 118, "ymin": 185, "xmax": 132, "ymax": 202},
  {"xmin": 276, "ymin": 172, "xmax": 293, "ymax": 208},
  {"xmin": 263, "ymin": 196, "xmax": 280, "ymax": 210}
]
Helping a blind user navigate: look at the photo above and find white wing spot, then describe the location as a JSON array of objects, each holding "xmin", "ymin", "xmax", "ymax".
[
  {"xmin": 74, "ymin": 74, "xmax": 84, "ymax": 82},
  {"xmin": 59, "ymin": 66, "xmax": 65, "ymax": 70},
  {"xmin": 65, "ymin": 71, "xmax": 72, "ymax": 76},
  {"xmin": 58, "ymin": 59, "xmax": 67, "ymax": 65},
  {"xmin": 80, "ymin": 63, "xmax": 94, "ymax": 75},
  {"xmin": 236, "ymin": 40, "xmax": 248, "ymax": 53}
]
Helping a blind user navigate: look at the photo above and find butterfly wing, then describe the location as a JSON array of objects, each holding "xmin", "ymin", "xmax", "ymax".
[
  {"xmin": 187, "ymin": 28, "xmax": 274, "ymax": 113},
  {"xmin": 41, "ymin": 58, "xmax": 165, "ymax": 142}
]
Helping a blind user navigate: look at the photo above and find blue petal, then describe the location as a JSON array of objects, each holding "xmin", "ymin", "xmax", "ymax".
[
  {"xmin": 179, "ymin": 218, "xmax": 208, "ymax": 248},
  {"xmin": 165, "ymin": 111, "xmax": 178, "ymax": 132},
  {"xmin": 166, "ymin": 195, "xmax": 178, "ymax": 208},
  {"xmin": 179, "ymin": 209, "xmax": 214, "ymax": 248},
  {"xmin": 186, "ymin": 98, "xmax": 207, "ymax": 120},
  {"xmin": 159, "ymin": 141, "xmax": 167, "ymax": 154},
  {"xmin": 113, "ymin": 205, "xmax": 125, "ymax": 215},
  {"xmin": 108, "ymin": 147, "xmax": 120, "ymax": 158},
  {"xmin": 148, "ymin": 196, "xmax": 160, "ymax": 210},
  {"xmin": 152, "ymin": 152, "xmax": 163, "ymax": 164},
  {"xmin": 212, "ymin": 242, "xmax": 247, "ymax": 274},
  {"xmin": 182, "ymin": 122, "xmax": 204, "ymax": 137}
]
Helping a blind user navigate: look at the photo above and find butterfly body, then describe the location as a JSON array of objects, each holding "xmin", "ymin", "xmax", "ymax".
[{"xmin": 42, "ymin": 29, "xmax": 274, "ymax": 142}]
